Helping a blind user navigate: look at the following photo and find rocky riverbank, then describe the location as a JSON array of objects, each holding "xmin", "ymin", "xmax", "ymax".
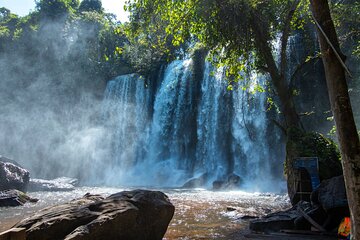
[{"xmin": 13, "ymin": 190, "xmax": 174, "ymax": 240}]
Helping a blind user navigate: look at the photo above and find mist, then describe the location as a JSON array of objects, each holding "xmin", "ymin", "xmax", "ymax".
[{"xmin": 0, "ymin": 16, "xmax": 113, "ymax": 183}]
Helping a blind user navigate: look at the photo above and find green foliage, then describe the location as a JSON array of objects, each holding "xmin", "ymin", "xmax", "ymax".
[
  {"xmin": 330, "ymin": 0, "xmax": 360, "ymax": 56},
  {"xmin": 328, "ymin": 125, "xmax": 337, "ymax": 137},
  {"xmin": 124, "ymin": 0, "xmax": 308, "ymax": 88},
  {"xmin": 36, "ymin": 0, "xmax": 77, "ymax": 19},
  {"xmin": 0, "ymin": 7, "xmax": 11, "ymax": 21},
  {"xmin": 353, "ymin": 40, "xmax": 360, "ymax": 58},
  {"xmin": 79, "ymin": 0, "xmax": 103, "ymax": 13},
  {"xmin": 1, "ymin": 0, "xmax": 130, "ymax": 82},
  {"xmin": 0, "ymin": 8, "xmax": 20, "ymax": 51},
  {"xmin": 285, "ymin": 128, "xmax": 343, "ymax": 181},
  {"xmin": 120, "ymin": 1, "xmax": 189, "ymax": 75}
]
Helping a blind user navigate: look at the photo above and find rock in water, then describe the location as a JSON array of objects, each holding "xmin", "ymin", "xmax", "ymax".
[
  {"xmin": 182, "ymin": 173, "xmax": 208, "ymax": 188},
  {"xmin": 14, "ymin": 190, "xmax": 175, "ymax": 240},
  {"xmin": 28, "ymin": 177, "xmax": 78, "ymax": 192},
  {"xmin": 0, "ymin": 158, "xmax": 30, "ymax": 192},
  {"xmin": 212, "ymin": 173, "xmax": 243, "ymax": 190},
  {"xmin": 0, "ymin": 189, "xmax": 38, "ymax": 207}
]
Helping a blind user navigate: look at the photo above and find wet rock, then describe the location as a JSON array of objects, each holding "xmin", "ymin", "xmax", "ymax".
[
  {"xmin": 212, "ymin": 180, "xmax": 225, "ymax": 190},
  {"xmin": 212, "ymin": 173, "xmax": 243, "ymax": 190},
  {"xmin": 250, "ymin": 209, "xmax": 297, "ymax": 233},
  {"xmin": 226, "ymin": 207, "xmax": 237, "ymax": 212},
  {"xmin": 227, "ymin": 173, "xmax": 243, "ymax": 187},
  {"xmin": 28, "ymin": 177, "xmax": 78, "ymax": 192},
  {"xmin": 0, "ymin": 189, "xmax": 38, "ymax": 207},
  {"xmin": 240, "ymin": 215, "xmax": 258, "ymax": 220},
  {"xmin": 313, "ymin": 175, "xmax": 347, "ymax": 210},
  {"xmin": 14, "ymin": 189, "xmax": 175, "ymax": 240},
  {"xmin": 0, "ymin": 156, "xmax": 23, "ymax": 167},
  {"xmin": 250, "ymin": 201, "xmax": 311, "ymax": 233},
  {"xmin": 182, "ymin": 173, "xmax": 208, "ymax": 188},
  {"xmin": 0, "ymin": 158, "xmax": 30, "ymax": 192},
  {"xmin": 308, "ymin": 175, "xmax": 349, "ymax": 231}
]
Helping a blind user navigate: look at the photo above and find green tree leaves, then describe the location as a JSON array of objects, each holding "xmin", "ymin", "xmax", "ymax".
[
  {"xmin": 36, "ymin": 0, "xmax": 76, "ymax": 19},
  {"xmin": 79, "ymin": 0, "xmax": 103, "ymax": 13}
]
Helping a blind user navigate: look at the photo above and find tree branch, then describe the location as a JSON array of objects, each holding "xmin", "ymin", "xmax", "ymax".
[{"xmin": 289, "ymin": 55, "xmax": 321, "ymax": 87}]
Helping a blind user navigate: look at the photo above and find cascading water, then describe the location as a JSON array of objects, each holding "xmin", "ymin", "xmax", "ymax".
[
  {"xmin": 145, "ymin": 60, "xmax": 197, "ymax": 185},
  {"xmin": 232, "ymin": 74, "xmax": 272, "ymax": 190},
  {"xmin": 195, "ymin": 63, "xmax": 233, "ymax": 180},
  {"xmin": 102, "ymin": 58, "xmax": 283, "ymax": 190},
  {"xmin": 101, "ymin": 74, "xmax": 151, "ymax": 184}
]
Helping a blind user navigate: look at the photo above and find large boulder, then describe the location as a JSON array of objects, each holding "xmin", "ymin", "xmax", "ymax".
[
  {"xmin": 285, "ymin": 129, "xmax": 343, "ymax": 205},
  {"xmin": 14, "ymin": 189, "xmax": 175, "ymax": 240},
  {"xmin": 0, "ymin": 157, "xmax": 30, "ymax": 192},
  {"xmin": 28, "ymin": 177, "xmax": 78, "ymax": 192},
  {"xmin": 0, "ymin": 189, "xmax": 38, "ymax": 207},
  {"xmin": 312, "ymin": 175, "xmax": 348, "ymax": 210},
  {"xmin": 212, "ymin": 173, "xmax": 243, "ymax": 190},
  {"xmin": 309, "ymin": 175, "xmax": 349, "ymax": 230}
]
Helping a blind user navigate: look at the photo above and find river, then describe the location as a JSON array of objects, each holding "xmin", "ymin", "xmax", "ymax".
[{"xmin": 0, "ymin": 187, "xmax": 290, "ymax": 239}]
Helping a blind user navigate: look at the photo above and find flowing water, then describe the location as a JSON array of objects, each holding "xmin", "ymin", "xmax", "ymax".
[
  {"xmin": 100, "ymin": 59, "xmax": 283, "ymax": 190},
  {"xmin": 0, "ymin": 58, "xmax": 289, "ymax": 238},
  {"xmin": 0, "ymin": 187, "xmax": 290, "ymax": 239}
]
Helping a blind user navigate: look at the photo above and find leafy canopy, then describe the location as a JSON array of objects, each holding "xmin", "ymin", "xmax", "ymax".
[
  {"xmin": 124, "ymin": 0, "xmax": 310, "ymax": 81},
  {"xmin": 79, "ymin": 0, "xmax": 103, "ymax": 13}
]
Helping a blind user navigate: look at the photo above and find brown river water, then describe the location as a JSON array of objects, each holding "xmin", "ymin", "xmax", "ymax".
[{"xmin": 0, "ymin": 187, "xmax": 290, "ymax": 239}]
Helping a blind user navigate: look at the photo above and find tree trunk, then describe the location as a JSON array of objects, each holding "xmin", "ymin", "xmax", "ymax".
[
  {"xmin": 310, "ymin": 0, "xmax": 360, "ymax": 238},
  {"xmin": 250, "ymin": 13, "xmax": 301, "ymax": 130}
]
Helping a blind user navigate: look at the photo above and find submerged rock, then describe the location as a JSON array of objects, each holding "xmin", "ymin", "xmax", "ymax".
[
  {"xmin": 0, "ymin": 157, "xmax": 30, "ymax": 192},
  {"xmin": 28, "ymin": 177, "xmax": 78, "ymax": 192},
  {"xmin": 14, "ymin": 189, "xmax": 175, "ymax": 240},
  {"xmin": 182, "ymin": 173, "xmax": 208, "ymax": 188},
  {"xmin": 0, "ymin": 189, "xmax": 38, "ymax": 207},
  {"xmin": 212, "ymin": 173, "xmax": 243, "ymax": 190}
]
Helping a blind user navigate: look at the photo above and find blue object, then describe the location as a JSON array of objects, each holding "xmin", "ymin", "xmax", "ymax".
[{"xmin": 293, "ymin": 157, "xmax": 320, "ymax": 190}]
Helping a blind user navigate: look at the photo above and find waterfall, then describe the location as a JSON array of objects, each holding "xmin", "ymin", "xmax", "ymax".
[
  {"xmin": 195, "ymin": 63, "xmax": 233, "ymax": 179},
  {"xmin": 142, "ymin": 60, "xmax": 197, "ymax": 185},
  {"xmin": 101, "ymin": 74, "xmax": 150, "ymax": 184},
  {"xmin": 232, "ymin": 74, "xmax": 271, "ymax": 189},
  {"xmin": 102, "ymin": 59, "xmax": 282, "ymax": 190}
]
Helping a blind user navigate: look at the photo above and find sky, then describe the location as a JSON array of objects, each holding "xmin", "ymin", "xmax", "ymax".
[{"xmin": 0, "ymin": 0, "xmax": 129, "ymax": 23}]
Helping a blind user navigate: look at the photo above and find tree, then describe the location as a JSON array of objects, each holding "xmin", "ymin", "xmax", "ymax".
[
  {"xmin": 0, "ymin": 8, "xmax": 19, "ymax": 52},
  {"xmin": 79, "ymin": 0, "xmax": 103, "ymax": 13},
  {"xmin": 36, "ymin": 0, "xmax": 77, "ymax": 19},
  {"xmin": 125, "ymin": 0, "xmax": 308, "ymax": 130},
  {"xmin": 121, "ymin": 2, "xmax": 187, "ymax": 75},
  {"xmin": 124, "ymin": 0, "xmax": 349, "ymax": 206},
  {"xmin": 310, "ymin": 0, "xmax": 360, "ymax": 238}
]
